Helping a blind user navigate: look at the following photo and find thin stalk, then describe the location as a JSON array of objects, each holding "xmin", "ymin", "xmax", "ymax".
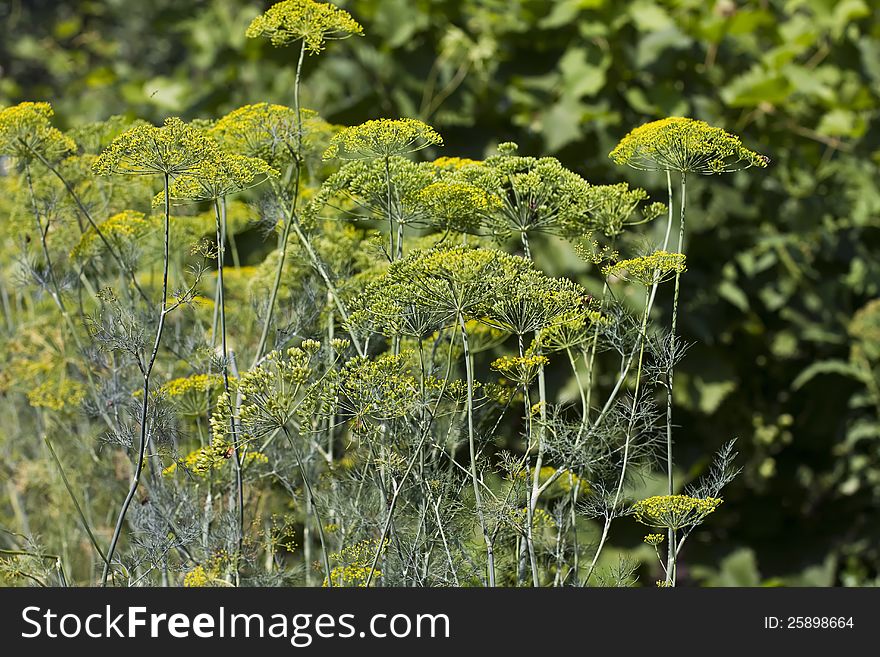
[
  {"xmin": 101, "ymin": 173, "xmax": 172, "ymax": 587},
  {"xmin": 214, "ymin": 198, "xmax": 244, "ymax": 586},
  {"xmin": 584, "ymin": 285, "xmax": 651, "ymax": 584},
  {"xmin": 459, "ymin": 314, "xmax": 495, "ymax": 586},
  {"xmin": 385, "ymin": 155, "xmax": 396, "ymax": 261},
  {"xmin": 252, "ymin": 41, "xmax": 309, "ymax": 365},
  {"xmin": 281, "ymin": 425, "xmax": 331, "ymax": 584},
  {"xmin": 665, "ymin": 171, "xmax": 687, "ymax": 586},
  {"xmin": 567, "ymin": 347, "xmax": 588, "ymax": 440},
  {"xmin": 44, "ymin": 437, "xmax": 108, "ymax": 567},
  {"xmin": 526, "ymin": 361, "xmax": 547, "ymax": 586}
]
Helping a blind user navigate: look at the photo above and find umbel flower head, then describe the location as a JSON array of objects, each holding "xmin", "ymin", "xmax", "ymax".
[
  {"xmin": 162, "ymin": 150, "xmax": 278, "ymax": 204},
  {"xmin": 537, "ymin": 310, "xmax": 605, "ymax": 353},
  {"xmin": 465, "ymin": 143, "xmax": 595, "ymax": 239},
  {"xmin": 632, "ymin": 494, "xmax": 722, "ymax": 530},
  {"xmin": 246, "ymin": 0, "xmax": 364, "ymax": 53},
  {"xmin": 93, "ymin": 117, "xmax": 218, "ymax": 177},
  {"xmin": 482, "ymin": 268, "xmax": 596, "ymax": 337},
  {"xmin": 312, "ymin": 156, "xmax": 435, "ymax": 227},
  {"xmin": 577, "ymin": 183, "xmax": 666, "ymax": 238},
  {"xmin": 381, "ymin": 245, "xmax": 532, "ymax": 325},
  {"xmin": 210, "ymin": 103, "xmax": 310, "ymax": 162},
  {"xmin": 603, "ymin": 250, "xmax": 687, "ymax": 286},
  {"xmin": 491, "ymin": 354, "xmax": 548, "ymax": 385},
  {"xmin": 70, "ymin": 210, "xmax": 153, "ymax": 260},
  {"xmin": 211, "ymin": 346, "xmax": 319, "ymax": 442},
  {"xmin": 609, "ymin": 117, "xmax": 769, "ymax": 174},
  {"xmin": 0, "ymin": 102, "xmax": 76, "ymax": 161},
  {"xmin": 331, "ymin": 352, "xmax": 419, "ymax": 423},
  {"xmin": 323, "ymin": 118, "xmax": 443, "ymax": 160},
  {"xmin": 415, "ymin": 180, "xmax": 501, "ymax": 234}
]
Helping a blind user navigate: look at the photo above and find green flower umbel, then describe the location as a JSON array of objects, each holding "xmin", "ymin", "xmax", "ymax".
[
  {"xmin": 609, "ymin": 117, "xmax": 768, "ymax": 174},
  {"xmin": 246, "ymin": 0, "xmax": 363, "ymax": 53}
]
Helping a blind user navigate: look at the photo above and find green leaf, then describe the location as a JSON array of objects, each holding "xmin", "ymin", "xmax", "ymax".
[
  {"xmin": 721, "ymin": 67, "xmax": 794, "ymax": 107},
  {"xmin": 792, "ymin": 360, "xmax": 863, "ymax": 390},
  {"xmin": 718, "ymin": 280, "xmax": 749, "ymax": 312}
]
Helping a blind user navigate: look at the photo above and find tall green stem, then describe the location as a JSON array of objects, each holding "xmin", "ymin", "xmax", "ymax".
[
  {"xmin": 281, "ymin": 426, "xmax": 332, "ymax": 584},
  {"xmin": 214, "ymin": 198, "xmax": 244, "ymax": 586},
  {"xmin": 665, "ymin": 171, "xmax": 687, "ymax": 586},
  {"xmin": 584, "ymin": 285, "xmax": 651, "ymax": 584},
  {"xmin": 459, "ymin": 314, "xmax": 495, "ymax": 586},
  {"xmin": 101, "ymin": 173, "xmax": 172, "ymax": 586}
]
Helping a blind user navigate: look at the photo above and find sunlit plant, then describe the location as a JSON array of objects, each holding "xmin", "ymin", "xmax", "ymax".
[{"xmin": 0, "ymin": 1, "xmax": 771, "ymax": 590}]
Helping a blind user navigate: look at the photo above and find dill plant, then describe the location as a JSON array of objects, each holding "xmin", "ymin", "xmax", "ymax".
[{"xmin": 0, "ymin": 1, "xmax": 773, "ymax": 589}]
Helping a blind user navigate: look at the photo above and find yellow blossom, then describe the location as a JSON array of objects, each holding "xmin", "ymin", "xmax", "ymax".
[{"xmin": 609, "ymin": 117, "xmax": 768, "ymax": 174}]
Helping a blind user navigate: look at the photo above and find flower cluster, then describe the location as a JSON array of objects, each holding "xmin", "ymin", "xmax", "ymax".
[
  {"xmin": 632, "ymin": 495, "xmax": 723, "ymax": 530},
  {"xmin": 484, "ymin": 269, "xmax": 595, "ymax": 336},
  {"xmin": 246, "ymin": 0, "xmax": 363, "ymax": 53},
  {"xmin": 381, "ymin": 246, "xmax": 532, "ymax": 325},
  {"xmin": 323, "ymin": 538, "xmax": 388, "ymax": 587},
  {"xmin": 70, "ymin": 210, "xmax": 152, "ymax": 260},
  {"xmin": 604, "ymin": 250, "xmax": 687, "ymax": 286},
  {"xmin": 0, "ymin": 102, "xmax": 76, "ymax": 161},
  {"xmin": 491, "ymin": 354, "xmax": 549, "ymax": 385},
  {"xmin": 163, "ymin": 151, "xmax": 278, "ymax": 203},
  {"xmin": 643, "ymin": 533, "xmax": 666, "ymax": 546},
  {"xmin": 313, "ymin": 156, "xmax": 435, "ymax": 227},
  {"xmin": 609, "ymin": 117, "xmax": 768, "ymax": 174},
  {"xmin": 324, "ymin": 118, "xmax": 443, "ymax": 160},
  {"xmin": 580, "ymin": 183, "xmax": 666, "ymax": 238},
  {"xmin": 211, "ymin": 346, "xmax": 318, "ymax": 441},
  {"xmin": 416, "ymin": 181, "xmax": 501, "ymax": 233},
  {"xmin": 162, "ymin": 439, "xmax": 235, "ymax": 477},
  {"xmin": 26, "ymin": 378, "xmax": 85, "ymax": 412},
  {"xmin": 210, "ymin": 103, "xmax": 308, "ymax": 162},
  {"xmin": 160, "ymin": 373, "xmax": 225, "ymax": 417},
  {"xmin": 332, "ymin": 352, "xmax": 419, "ymax": 422},
  {"xmin": 473, "ymin": 144, "xmax": 596, "ymax": 239},
  {"xmin": 92, "ymin": 117, "xmax": 218, "ymax": 177},
  {"xmin": 537, "ymin": 311, "xmax": 605, "ymax": 353},
  {"xmin": 431, "ymin": 156, "xmax": 482, "ymax": 170}
]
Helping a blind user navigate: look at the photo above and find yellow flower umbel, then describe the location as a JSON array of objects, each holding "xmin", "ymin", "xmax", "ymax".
[
  {"xmin": 246, "ymin": 0, "xmax": 363, "ymax": 53},
  {"xmin": 0, "ymin": 102, "xmax": 76, "ymax": 162},
  {"xmin": 160, "ymin": 373, "xmax": 225, "ymax": 417},
  {"xmin": 632, "ymin": 494, "xmax": 722, "ymax": 530},
  {"xmin": 324, "ymin": 539, "xmax": 388, "ymax": 587},
  {"xmin": 491, "ymin": 354, "xmax": 549, "ymax": 385},
  {"xmin": 416, "ymin": 180, "xmax": 500, "ymax": 234},
  {"xmin": 210, "ymin": 103, "xmax": 334, "ymax": 165},
  {"xmin": 603, "ymin": 250, "xmax": 687, "ymax": 286},
  {"xmin": 162, "ymin": 150, "xmax": 278, "ymax": 204},
  {"xmin": 609, "ymin": 117, "xmax": 768, "ymax": 175},
  {"xmin": 26, "ymin": 379, "xmax": 86, "ymax": 412},
  {"xmin": 92, "ymin": 117, "xmax": 217, "ymax": 177},
  {"xmin": 431, "ymin": 156, "xmax": 482, "ymax": 170},
  {"xmin": 323, "ymin": 118, "xmax": 443, "ymax": 160},
  {"xmin": 70, "ymin": 210, "xmax": 153, "ymax": 260}
]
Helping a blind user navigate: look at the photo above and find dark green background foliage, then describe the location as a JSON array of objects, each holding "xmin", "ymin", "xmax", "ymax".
[{"xmin": 2, "ymin": 0, "xmax": 879, "ymax": 585}]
